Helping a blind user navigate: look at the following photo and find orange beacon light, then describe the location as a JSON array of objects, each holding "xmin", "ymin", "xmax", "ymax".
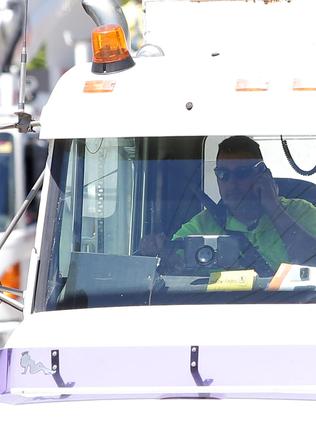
[{"xmin": 91, "ymin": 24, "xmax": 135, "ymax": 74}]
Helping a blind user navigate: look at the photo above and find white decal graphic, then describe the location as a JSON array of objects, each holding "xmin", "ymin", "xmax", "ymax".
[{"xmin": 20, "ymin": 351, "xmax": 53, "ymax": 375}]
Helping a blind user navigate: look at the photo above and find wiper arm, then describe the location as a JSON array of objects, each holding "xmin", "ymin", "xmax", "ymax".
[
  {"xmin": 0, "ymin": 285, "xmax": 23, "ymax": 296},
  {"xmin": 0, "ymin": 290, "xmax": 23, "ymax": 311}
]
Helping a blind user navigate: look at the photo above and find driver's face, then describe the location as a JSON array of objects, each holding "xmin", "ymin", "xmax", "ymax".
[{"xmin": 215, "ymin": 153, "xmax": 263, "ymax": 220}]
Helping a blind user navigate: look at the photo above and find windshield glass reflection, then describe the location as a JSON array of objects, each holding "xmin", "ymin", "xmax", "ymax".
[{"xmin": 42, "ymin": 136, "xmax": 316, "ymax": 311}]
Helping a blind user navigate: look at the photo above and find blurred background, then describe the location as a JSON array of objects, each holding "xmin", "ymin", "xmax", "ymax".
[{"xmin": 0, "ymin": 0, "xmax": 143, "ymax": 113}]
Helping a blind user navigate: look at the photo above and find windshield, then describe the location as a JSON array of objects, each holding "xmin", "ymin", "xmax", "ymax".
[
  {"xmin": 0, "ymin": 133, "xmax": 14, "ymax": 231},
  {"xmin": 36, "ymin": 136, "xmax": 316, "ymax": 311}
]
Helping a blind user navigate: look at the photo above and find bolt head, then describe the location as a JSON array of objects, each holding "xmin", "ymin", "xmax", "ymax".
[{"xmin": 186, "ymin": 102, "xmax": 193, "ymax": 111}]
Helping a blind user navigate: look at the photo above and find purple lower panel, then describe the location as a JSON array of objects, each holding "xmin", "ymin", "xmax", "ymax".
[
  {"xmin": 0, "ymin": 348, "xmax": 9, "ymax": 394},
  {"xmin": 1, "ymin": 345, "xmax": 196, "ymax": 404},
  {"xmin": 1, "ymin": 345, "xmax": 316, "ymax": 405},
  {"xmin": 8, "ymin": 346, "xmax": 197, "ymax": 391}
]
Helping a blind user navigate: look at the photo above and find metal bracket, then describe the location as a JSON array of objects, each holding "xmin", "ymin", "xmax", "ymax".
[
  {"xmin": 51, "ymin": 349, "xmax": 75, "ymax": 394},
  {"xmin": 190, "ymin": 346, "xmax": 213, "ymax": 388}
]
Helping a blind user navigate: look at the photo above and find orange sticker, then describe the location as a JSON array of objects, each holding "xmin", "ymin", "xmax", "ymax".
[
  {"xmin": 236, "ymin": 79, "xmax": 269, "ymax": 92},
  {"xmin": 293, "ymin": 78, "xmax": 316, "ymax": 91},
  {"xmin": 84, "ymin": 80, "xmax": 116, "ymax": 93}
]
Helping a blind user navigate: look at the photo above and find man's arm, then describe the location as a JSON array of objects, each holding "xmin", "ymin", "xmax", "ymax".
[
  {"xmin": 269, "ymin": 202, "xmax": 316, "ymax": 265},
  {"xmin": 255, "ymin": 171, "xmax": 316, "ymax": 266}
]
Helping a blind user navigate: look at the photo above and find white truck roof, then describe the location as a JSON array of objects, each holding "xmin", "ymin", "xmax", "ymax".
[
  {"xmin": 143, "ymin": 0, "xmax": 316, "ymax": 58},
  {"xmin": 40, "ymin": 53, "xmax": 316, "ymax": 139}
]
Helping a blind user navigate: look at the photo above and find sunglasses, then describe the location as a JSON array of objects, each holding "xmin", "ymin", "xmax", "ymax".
[{"xmin": 214, "ymin": 161, "xmax": 266, "ymax": 182}]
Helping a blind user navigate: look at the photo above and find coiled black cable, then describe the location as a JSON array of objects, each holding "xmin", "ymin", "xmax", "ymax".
[{"xmin": 281, "ymin": 135, "xmax": 316, "ymax": 176}]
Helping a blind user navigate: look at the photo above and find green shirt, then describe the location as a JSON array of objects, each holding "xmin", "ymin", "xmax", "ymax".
[{"xmin": 173, "ymin": 197, "xmax": 316, "ymax": 271}]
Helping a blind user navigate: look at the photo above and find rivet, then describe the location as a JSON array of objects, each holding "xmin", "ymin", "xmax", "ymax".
[{"xmin": 186, "ymin": 102, "xmax": 193, "ymax": 111}]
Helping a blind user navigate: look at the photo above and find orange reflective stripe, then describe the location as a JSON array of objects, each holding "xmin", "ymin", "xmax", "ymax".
[{"xmin": 268, "ymin": 263, "xmax": 292, "ymax": 290}]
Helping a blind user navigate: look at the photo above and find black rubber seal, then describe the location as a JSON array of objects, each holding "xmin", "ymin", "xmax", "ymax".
[{"xmin": 92, "ymin": 55, "xmax": 135, "ymax": 74}]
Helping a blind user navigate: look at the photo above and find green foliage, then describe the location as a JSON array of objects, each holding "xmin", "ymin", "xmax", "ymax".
[{"xmin": 27, "ymin": 45, "xmax": 47, "ymax": 70}]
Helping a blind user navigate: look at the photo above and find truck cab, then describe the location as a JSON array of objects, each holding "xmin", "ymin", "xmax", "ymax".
[{"xmin": 2, "ymin": 0, "xmax": 316, "ymax": 417}]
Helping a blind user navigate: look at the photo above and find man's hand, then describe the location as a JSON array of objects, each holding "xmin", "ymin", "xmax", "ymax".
[
  {"xmin": 139, "ymin": 233, "xmax": 184, "ymax": 273},
  {"xmin": 139, "ymin": 232, "xmax": 167, "ymax": 256},
  {"xmin": 252, "ymin": 168, "xmax": 281, "ymax": 216}
]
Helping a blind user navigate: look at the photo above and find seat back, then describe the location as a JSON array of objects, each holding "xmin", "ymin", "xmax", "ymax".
[{"xmin": 275, "ymin": 178, "xmax": 316, "ymax": 206}]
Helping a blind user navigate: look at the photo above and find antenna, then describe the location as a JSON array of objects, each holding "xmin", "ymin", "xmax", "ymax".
[
  {"xmin": 0, "ymin": 0, "xmax": 40, "ymax": 133},
  {"xmin": 18, "ymin": 0, "xmax": 28, "ymax": 113},
  {"xmin": 0, "ymin": 1, "xmax": 43, "ymax": 311}
]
